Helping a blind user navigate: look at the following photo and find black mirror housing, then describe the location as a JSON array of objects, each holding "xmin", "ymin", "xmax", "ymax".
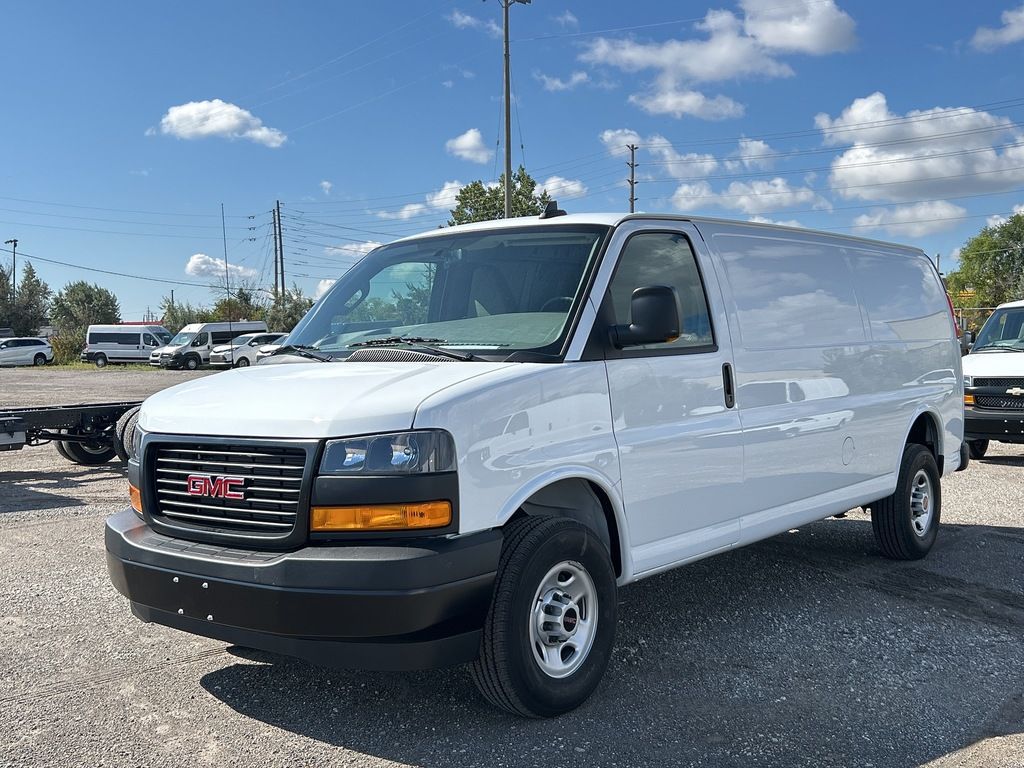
[{"xmin": 610, "ymin": 285, "xmax": 681, "ymax": 348}]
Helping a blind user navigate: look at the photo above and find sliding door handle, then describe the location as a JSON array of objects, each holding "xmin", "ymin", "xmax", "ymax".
[{"xmin": 722, "ymin": 362, "xmax": 736, "ymax": 409}]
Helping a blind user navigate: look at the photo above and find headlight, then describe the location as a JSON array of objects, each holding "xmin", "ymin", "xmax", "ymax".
[
  {"xmin": 127, "ymin": 424, "xmax": 147, "ymax": 463},
  {"xmin": 320, "ymin": 430, "xmax": 456, "ymax": 475},
  {"xmin": 963, "ymin": 375, "xmax": 972, "ymax": 389}
]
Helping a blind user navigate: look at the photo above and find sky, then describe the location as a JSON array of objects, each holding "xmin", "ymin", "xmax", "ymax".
[{"xmin": 3, "ymin": 0, "xmax": 1024, "ymax": 320}]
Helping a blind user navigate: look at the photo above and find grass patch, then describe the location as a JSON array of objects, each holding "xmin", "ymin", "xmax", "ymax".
[{"xmin": 49, "ymin": 362, "xmax": 161, "ymax": 372}]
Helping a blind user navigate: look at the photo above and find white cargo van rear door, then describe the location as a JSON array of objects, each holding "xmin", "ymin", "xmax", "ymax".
[{"xmin": 596, "ymin": 223, "xmax": 743, "ymax": 576}]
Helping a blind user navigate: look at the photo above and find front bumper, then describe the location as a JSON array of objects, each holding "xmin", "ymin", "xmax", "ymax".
[
  {"xmin": 965, "ymin": 405, "xmax": 1024, "ymax": 443},
  {"xmin": 105, "ymin": 510, "xmax": 501, "ymax": 670},
  {"xmin": 209, "ymin": 352, "xmax": 232, "ymax": 367}
]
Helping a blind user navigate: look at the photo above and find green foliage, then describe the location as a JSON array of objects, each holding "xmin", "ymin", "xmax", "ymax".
[
  {"xmin": 0, "ymin": 262, "xmax": 51, "ymax": 335},
  {"xmin": 212, "ymin": 287, "xmax": 267, "ymax": 323},
  {"xmin": 266, "ymin": 284, "xmax": 314, "ymax": 332},
  {"xmin": 946, "ymin": 213, "xmax": 1024, "ymax": 308},
  {"xmin": 50, "ymin": 328, "xmax": 86, "ymax": 365},
  {"xmin": 49, "ymin": 280, "xmax": 120, "ymax": 333},
  {"xmin": 447, "ymin": 166, "xmax": 551, "ymax": 226},
  {"xmin": 159, "ymin": 297, "xmax": 215, "ymax": 331}
]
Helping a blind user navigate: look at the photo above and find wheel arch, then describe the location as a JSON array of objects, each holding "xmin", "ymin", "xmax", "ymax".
[
  {"xmin": 495, "ymin": 470, "xmax": 629, "ymax": 580},
  {"xmin": 904, "ymin": 409, "xmax": 944, "ymax": 474}
]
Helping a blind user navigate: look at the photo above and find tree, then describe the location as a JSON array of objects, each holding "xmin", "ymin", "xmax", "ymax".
[
  {"xmin": 212, "ymin": 287, "xmax": 267, "ymax": 323},
  {"xmin": 447, "ymin": 166, "xmax": 551, "ymax": 226},
  {"xmin": 946, "ymin": 213, "xmax": 1024, "ymax": 309},
  {"xmin": 159, "ymin": 298, "xmax": 215, "ymax": 331},
  {"xmin": 11, "ymin": 262, "xmax": 51, "ymax": 336},
  {"xmin": 266, "ymin": 284, "xmax": 314, "ymax": 332},
  {"xmin": 0, "ymin": 264, "xmax": 12, "ymax": 331},
  {"xmin": 49, "ymin": 281, "xmax": 120, "ymax": 332}
]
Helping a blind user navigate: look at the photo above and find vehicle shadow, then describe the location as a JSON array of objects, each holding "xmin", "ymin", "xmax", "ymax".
[
  {"xmin": 0, "ymin": 464, "xmax": 127, "ymax": 513},
  {"xmin": 977, "ymin": 454, "xmax": 1024, "ymax": 467},
  {"xmin": 200, "ymin": 517, "xmax": 1024, "ymax": 768}
]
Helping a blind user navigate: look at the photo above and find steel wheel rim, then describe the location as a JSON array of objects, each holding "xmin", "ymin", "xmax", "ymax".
[
  {"xmin": 909, "ymin": 468, "xmax": 934, "ymax": 537},
  {"xmin": 528, "ymin": 560, "xmax": 598, "ymax": 679}
]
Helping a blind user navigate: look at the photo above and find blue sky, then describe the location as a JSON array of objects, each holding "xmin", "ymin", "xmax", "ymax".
[{"xmin": 2, "ymin": 1, "xmax": 1024, "ymax": 319}]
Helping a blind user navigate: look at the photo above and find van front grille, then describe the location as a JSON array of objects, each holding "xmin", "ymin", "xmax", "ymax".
[
  {"xmin": 973, "ymin": 377, "xmax": 1024, "ymax": 388},
  {"xmin": 150, "ymin": 443, "xmax": 307, "ymax": 536},
  {"xmin": 975, "ymin": 395, "xmax": 1024, "ymax": 410}
]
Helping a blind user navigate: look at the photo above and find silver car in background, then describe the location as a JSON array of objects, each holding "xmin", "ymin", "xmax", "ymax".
[
  {"xmin": 210, "ymin": 332, "xmax": 286, "ymax": 368},
  {"xmin": 0, "ymin": 337, "xmax": 53, "ymax": 366}
]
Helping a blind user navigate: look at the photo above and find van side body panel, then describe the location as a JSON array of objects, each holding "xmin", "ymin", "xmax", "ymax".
[{"xmin": 696, "ymin": 221, "xmax": 961, "ymax": 547}]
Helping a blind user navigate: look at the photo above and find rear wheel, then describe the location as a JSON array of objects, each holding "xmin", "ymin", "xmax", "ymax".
[
  {"xmin": 235, "ymin": 357, "xmax": 250, "ymax": 367},
  {"xmin": 60, "ymin": 433, "xmax": 117, "ymax": 465},
  {"xmin": 94, "ymin": 354, "xmax": 107, "ymax": 368},
  {"xmin": 871, "ymin": 444, "xmax": 941, "ymax": 560},
  {"xmin": 33, "ymin": 353, "xmax": 46, "ymax": 366},
  {"xmin": 53, "ymin": 432, "xmax": 73, "ymax": 462},
  {"xmin": 968, "ymin": 439, "xmax": 989, "ymax": 460},
  {"xmin": 471, "ymin": 516, "xmax": 617, "ymax": 717},
  {"xmin": 113, "ymin": 406, "xmax": 141, "ymax": 462}
]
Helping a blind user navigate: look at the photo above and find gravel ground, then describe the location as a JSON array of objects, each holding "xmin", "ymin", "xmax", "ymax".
[{"xmin": 0, "ymin": 368, "xmax": 1022, "ymax": 767}]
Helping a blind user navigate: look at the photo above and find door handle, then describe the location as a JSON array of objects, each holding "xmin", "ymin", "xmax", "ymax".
[{"xmin": 722, "ymin": 363, "xmax": 736, "ymax": 409}]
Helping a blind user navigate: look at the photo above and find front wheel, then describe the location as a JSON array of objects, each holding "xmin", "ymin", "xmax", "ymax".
[
  {"xmin": 471, "ymin": 516, "xmax": 617, "ymax": 717},
  {"xmin": 870, "ymin": 444, "xmax": 941, "ymax": 560},
  {"xmin": 968, "ymin": 439, "xmax": 989, "ymax": 460},
  {"xmin": 184, "ymin": 355, "xmax": 200, "ymax": 371},
  {"xmin": 234, "ymin": 357, "xmax": 250, "ymax": 368}
]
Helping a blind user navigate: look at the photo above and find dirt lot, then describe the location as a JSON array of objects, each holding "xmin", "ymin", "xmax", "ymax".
[{"xmin": 0, "ymin": 367, "xmax": 1022, "ymax": 767}]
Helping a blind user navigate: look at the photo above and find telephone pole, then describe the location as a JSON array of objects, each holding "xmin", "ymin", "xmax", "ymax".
[
  {"xmin": 626, "ymin": 144, "xmax": 638, "ymax": 213},
  {"xmin": 4, "ymin": 238, "xmax": 17, "ymax": 297},
  {"xmin": 272, "ymin": 202, "xmax": 283, "ymax": 299},
  {"xmin": 501, "ymin": 0, "xmax": 531, "ymax": 219},
  {"xmin": 276, "ymin": 200, "xmax": 285, "ymax": 295}
]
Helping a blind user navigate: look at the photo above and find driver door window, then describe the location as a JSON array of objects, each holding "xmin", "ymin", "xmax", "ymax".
[{"xmin": 192, "ymin": 332, "xmax": 209, "ymax": 347}]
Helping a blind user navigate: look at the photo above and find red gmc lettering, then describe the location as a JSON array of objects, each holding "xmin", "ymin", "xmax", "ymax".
[{"xmin": 186, "ymin": 474, "xmax": 245, "ymax": 500}]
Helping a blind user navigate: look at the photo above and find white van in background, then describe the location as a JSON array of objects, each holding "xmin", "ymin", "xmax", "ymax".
[
  {"xmin": 209, "ymin": 332, "xmax": 287, "ymax": 368},
  {"xmin": 109, "ymin": 213, "xmax": 962, "ymax": 717},
  {"xmin": 152, "ymin": 321, "xmax": 267, "ymax": 370},
  {"xmin": 82, "ymin": 324, "xmax": 171, "ymax": 367}
]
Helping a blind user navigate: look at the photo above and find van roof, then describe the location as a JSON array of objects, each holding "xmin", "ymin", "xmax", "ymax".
[
  {"xmin": 391, "ymin": 212, "xmax": 926, "ymax": 255},
  {"xmin": 997, "ymin": 299, "xmax": 1024, "ymax": 309}
]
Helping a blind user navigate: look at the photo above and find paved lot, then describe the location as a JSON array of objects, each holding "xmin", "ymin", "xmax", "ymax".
[{"xmin": 0, "ymin": 368, "xmax": 1022, "ymax": 767}]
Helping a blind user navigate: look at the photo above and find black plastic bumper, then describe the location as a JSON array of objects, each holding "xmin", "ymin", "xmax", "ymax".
[
  {"xmin": 105, "ymin": 510, "xmax": 502, "ymax": 670},
  {"xmin": 965, "ymin": 407, "xmax": 1024, "ymax": 443}
]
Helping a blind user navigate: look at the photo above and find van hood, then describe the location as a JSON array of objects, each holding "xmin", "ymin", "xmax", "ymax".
[
  {"xmin": 139, "ymin": 361, "xmax": 516, "ymax": 438},
  {"xmin": 963, "ymin": 351, "xmax": 1024, "ymax": 377}
]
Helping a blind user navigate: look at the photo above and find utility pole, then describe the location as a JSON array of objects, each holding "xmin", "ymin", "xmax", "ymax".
[
  {"xmin": 626, "ymin": 144, "xmax": 638, "ymax": 213},
  {"xmin": 4, "ymin": 238, "xmax": 17, "ymax": 297},
  {"xmin": 221, "ymin": 203, "xmax": 234, "ymax": 335},
  {"xmin": 276, "ymin": 200, "xmax": 285, "ymax": 296},
  {"xmin": 936, "ymin": 252, "xmax": 942, "ymax": 275},
  {"xmin": 501, "ymin": 0, "xmax": 531, "ymax": 219},
  {"xmin": 170, "ymin": 290, "xmax": 174, "ymax": 309}
]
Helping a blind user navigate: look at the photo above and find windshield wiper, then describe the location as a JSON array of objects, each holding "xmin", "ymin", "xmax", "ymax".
[
  {"xmin": 269, "ymin": 344, "xmax": 333, "ymax": 362},
  {"xmin": 972, "ymin": 344, "xmax": 1024, "ymax": 353},
  {"xmin": 349, "ymin": 336, "xmax": 474, "ymax": 361}
]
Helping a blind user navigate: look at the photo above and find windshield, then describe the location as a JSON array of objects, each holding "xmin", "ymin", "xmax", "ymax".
[
  {"xmin": 973, "ymin": 308, "xmax": 1024, "ymax": 350},
  {"xmin": 229, "ymin": 334, "xmax": 257, "ymax": 345},
  {"xmin": 286, "ymin": 225, "xmax": 609, "ymax": 359},
  {"xmin": 157, "ymin": 332, "xmax": 171, "ymax": 344},
  {"xmin": 168, "ymin": 331, "xmax": 196, "ymax": 346}
]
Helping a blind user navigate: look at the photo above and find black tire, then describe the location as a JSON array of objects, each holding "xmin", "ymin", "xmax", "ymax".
[
  {"xmin": 184, "ymin": 355, "xmax": 200, "ymax": 371},
  {"xmin": 53, "ymin": 431, "xmax": 73, "ymax": 462},
  {"xmin": 60, "ymin": 435, "xmax": 117, "ymax": 465},
  {"xmin": 94, "ymin": 354, "xmax": 108, "ymax": 368},
  {"xmin": 471, "ymin": 516, "xmax": 617, "ymax": 718},
  {"xmin": 33, "ymin": 353, "xmax": 47, "ymax": 366},
  {"xmin": 235, "ymin": 357, "xmax": 250, "ymax": 367},
  {"xmin": 968, "ymin": 439, "xmax": 989, "ymax": 460},
  {"xmin": 871, "ymin": 444, "xmax": 941, "ymax": 560},
  {"xmin": 113, "ymin": 406, "xmax": 141, "ymax": 462}
]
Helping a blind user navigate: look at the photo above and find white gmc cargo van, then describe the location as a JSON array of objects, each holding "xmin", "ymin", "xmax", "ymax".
[{"xmin": 107, "ymin": 213, "xmax": 963, "ymax": 717}]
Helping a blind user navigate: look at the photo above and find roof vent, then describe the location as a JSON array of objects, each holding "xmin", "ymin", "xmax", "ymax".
[{"xmin": 539, "ymin": 200, "xmax": 567, "ymax": 219}]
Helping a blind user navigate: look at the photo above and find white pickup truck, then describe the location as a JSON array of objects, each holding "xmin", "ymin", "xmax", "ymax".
[{"xmin": 107, "ymin": 211, "xmax": 963, "ymax": 716}]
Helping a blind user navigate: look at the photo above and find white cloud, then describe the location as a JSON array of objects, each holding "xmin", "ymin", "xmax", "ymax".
[
  {"xmin": 852, "ymin": 201, "xmax": 967, "ymax": 237},
  {"xmin": 185, "ymin": 253, "xmax": 257, "ymax": 281},
  {"xmin": 377, "ymin": 181, "xmax": 463, "ymax": 220},
  {"xmin": 670, "ymin": 177, "xmax": 826, "ymax": 215},
  {"xmin": 442, "ymin": 80, "xmax": 454, "ymax": 88},
  {"xmin": 446, "ymin": 9, "xmax": 501, "ymax": 37},
  {"xmin": 553, "ymin": 10, "xmax": 579, "ymax": 28},
  {"xmin": 599, "ymin": 128, "xmax": 718, "ymax": 178},
  {"xmin": 740, "ymin": 0, "xmax": 856, "ymax": 54},
  {"xmin": 315, "ymin": 279, "xmax": 336, "ymax": 299},
  {"xmin": 542, "ymin": 176, "xmax": 588, "ymax": 199},
  {"xmin": 986, "ymin": 203, "xmax": 1024, "ymax": 228},
  {"xmin": 748, "ymin": 215, "xmax": 803, "ymax": 228},
  {"xmin": 320, "ymin": 180, "xmax": 332, "ymax": 196},
  {"xmin": 325, "ymin": 241, "xmax": 381, "ymax": 260},
  {"xmin": 579, "ymin": 3, "xmax": 854, "ymax": 120},
  {"xmin": 725, "ymin": 137, "xmax": 775, "ymax": 171},
  {"xmin": 816, "ymin": 92, "xmax": 1024, "ymax": 201},
  {"xmin": 445, "ymin": 128, "xmax": 493, "ymax": 164},
  {"xmin": 534, "ymin": 70, "xmax": 589, "ymax": 92},
  {"xmin": 152, "ymin": 99, "xmax": 286, "ymax": 147},
  {"xmin": 972, "ymin": 4, "xmax": 1024, "ymax": 51}
]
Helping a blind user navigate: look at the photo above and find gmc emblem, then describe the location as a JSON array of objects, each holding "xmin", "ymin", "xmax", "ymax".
[{"xmin": 186, "ymin": 474, "xmax": 245, "ymax": 500}]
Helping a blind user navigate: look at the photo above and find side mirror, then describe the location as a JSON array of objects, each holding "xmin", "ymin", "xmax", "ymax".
[{"xmin": 610, "ymin": 285, "xmax": 681, "ymax": 348}]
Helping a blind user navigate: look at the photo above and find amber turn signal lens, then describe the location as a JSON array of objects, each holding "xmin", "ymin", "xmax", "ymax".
[
  {"xmin": 311, "ymin": 501, "xmax": 451, "ymax": 531},
  {"xmin": 129, "ymin": 484, "xmax": 143, "ymax": 514},
  {"xmin": 964, "ymin": 394, "xmax": 975, "ymax": 406}
]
